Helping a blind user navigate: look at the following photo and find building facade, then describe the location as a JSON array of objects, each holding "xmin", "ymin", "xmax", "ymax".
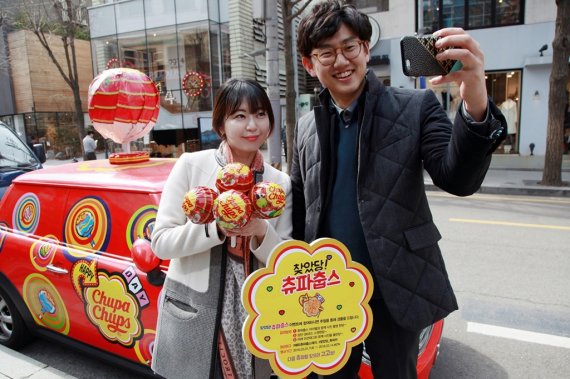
[
  {"xmin": 87, "ymin": 0, "xmax": 292, "ymax": 158},
  {"xmin": 363, "ymin": 0, "xmax": 561, "ymax": 156},
  {"xmin": 1, "ymin": 1, "xmax": 563, "ymax": 160},
  {"xmin": 0, "ymin": 0, "xmax": 93, "ymax": 160}
]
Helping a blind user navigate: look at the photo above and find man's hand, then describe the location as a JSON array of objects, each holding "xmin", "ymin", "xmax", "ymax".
[{"xmin": 430, "ymin": 27, "xmax": 488, "ymax": 121}]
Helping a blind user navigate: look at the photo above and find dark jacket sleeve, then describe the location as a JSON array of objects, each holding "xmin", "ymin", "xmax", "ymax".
[
  {"xmin": 290, "ymin": 121, "xmax": 306, "ymax": 241},
  {"xmin": 421, "ymin": 91, "xmax": 506, "ymax": 196}
]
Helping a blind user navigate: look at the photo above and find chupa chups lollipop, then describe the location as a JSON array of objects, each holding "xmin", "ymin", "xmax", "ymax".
[
  {"xmin": 250, "ymin": 182, "xmax": 286, "ymax": 219},
  {"xmin": 182, "ymin": 186, "xmax": 218, "ymax": 224},
  {"xmin": 213, "ymin": 190, "xmax": 253, "ymax": 230},
  {"xmin": 216, "ymin": 163, "xmax": 254, "ymax": 193}
]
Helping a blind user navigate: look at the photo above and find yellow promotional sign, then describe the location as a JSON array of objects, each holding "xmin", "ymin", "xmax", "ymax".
[{"xmin": 241, "ymin": 238, "xmax": 374, "ymax": 378}]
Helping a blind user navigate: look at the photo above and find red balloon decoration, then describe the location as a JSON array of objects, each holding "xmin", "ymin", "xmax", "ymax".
[
  {"xmin": 88, "ymin": 68, "xmax": 159, "ymax": 145},
  {"xmin": 131, "ymin": 238, "xmax": 162, "ymax": 273}
]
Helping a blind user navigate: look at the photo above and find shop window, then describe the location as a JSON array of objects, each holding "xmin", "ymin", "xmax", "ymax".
[
  {"xmin": 468, "ymin": 0, "xmax": 492, "ymax": 28},
  {"xmin": 486, "ymin": 70, "xmax": 521, "ymax": 154},
  {"xmin": 420, "ymin": 0, "xmax": 523, "ymax": 33},
  {"xmin": 24, "ymin": 112, "xmax": 82, "ymax": 160},
  {"xmin": 91, "ymin": 38, "xmax": 119, "ymax": 74},
  {"xmin": 118, "ymin": 31, "xmax": 148, "ymax": 73},
  {"xmin": 443, "ymin": 0, "xmax": 465, "ymax": 28},
  {"xmin": 496, "ymin": 0, "xmax": 522, "ymax": 25},
  {"xmin": 146, "ymin": 27, "xmax": 179, "ymax": 106},
  {"xmin": 178, "ymin": 23, "xmax": 213, "ymax": 114},
  {"xmin": 419, "ymin": 69, "xmax": 521, "ymax": 154}
]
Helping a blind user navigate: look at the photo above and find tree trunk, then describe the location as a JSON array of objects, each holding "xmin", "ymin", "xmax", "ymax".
[
  {"xmin": 73, "ymin": 82, "xmax": 86, "ymax": 156},
  {"xmin": 282, "ymin": 0, "xmax": 296, "ymax": 173},
  {"xmin": 281, "ymin": 0, "xmax": 314, "ymax": 173},
  {"xmin": 541, "ymin": 0, "xmax": 570, "ymax": 186}
]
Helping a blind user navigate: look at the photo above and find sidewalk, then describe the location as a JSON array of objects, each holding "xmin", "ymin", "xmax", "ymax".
[
  {"xmin": 0, "ymin": 345, "xmax": 76, "ymax": 379},
  {"xmin": 424, "ymin": 154, "xmax": 570, "ymax": 197},
  {"xmin": 44, "ymin": 151, "xmax": 570, "ymax": 197}
]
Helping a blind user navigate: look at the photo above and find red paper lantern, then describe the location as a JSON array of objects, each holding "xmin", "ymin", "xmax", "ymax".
[{"xmin": 88, "ymin": 68, "xmax": 160, "ymax": 145}]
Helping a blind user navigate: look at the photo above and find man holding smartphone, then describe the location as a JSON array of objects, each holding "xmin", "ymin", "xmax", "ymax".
[{"xmin": 291, "ymin": 1, "xmax": 506, "ymax": 378}]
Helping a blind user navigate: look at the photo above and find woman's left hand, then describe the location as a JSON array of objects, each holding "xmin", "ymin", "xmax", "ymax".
[
  {"xmin": 430, "ymin": 27, "xmax": 488, "ymax": 121},
  {"xmin": 220, "ymin": 218, "xmax": 268, "ymax": 244}
]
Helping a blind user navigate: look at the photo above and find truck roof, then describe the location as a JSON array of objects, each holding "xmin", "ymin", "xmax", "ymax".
[{"xmin": 13, "ymin": 158, "xmax": 176, "ymax": 193}]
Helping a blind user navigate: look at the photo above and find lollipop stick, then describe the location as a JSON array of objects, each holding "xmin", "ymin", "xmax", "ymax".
[{"xmin": 231, "ymin": 236, "xmax": 236, "ymax": 248}]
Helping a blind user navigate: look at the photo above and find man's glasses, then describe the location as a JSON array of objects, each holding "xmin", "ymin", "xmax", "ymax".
[{"xmin": 311, "ymin": 40, "xmax": 364, "ymax": 66}]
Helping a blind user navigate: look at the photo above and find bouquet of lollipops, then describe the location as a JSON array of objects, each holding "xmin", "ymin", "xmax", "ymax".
[{"xmin": 181, "ymin": 163, "xmax": 286, "ymax": 239}]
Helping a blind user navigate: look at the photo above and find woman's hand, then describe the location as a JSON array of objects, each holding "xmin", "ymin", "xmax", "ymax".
[
  {"xmin": 218, "ymin": 218, "xmax": 268, "ymax": 245},
  {"xmin": 430, "ymin": 27, "xmax": 488, "ymax": 121}
]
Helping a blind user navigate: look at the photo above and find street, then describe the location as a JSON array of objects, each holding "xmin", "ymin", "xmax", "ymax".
[
  {"xmin": 17, "ymin": 192, "xmax": 570, "ymax": 378},
  {"xmin": 429, "ymin": 192, "xmax": 570, "ymax": 378}
]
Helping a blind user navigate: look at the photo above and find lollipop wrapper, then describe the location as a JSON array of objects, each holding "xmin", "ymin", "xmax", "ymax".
[
  {"xmin": 216, "ymin": 163, "xmax": 254, "ymax": 193},
  {"xmin": 250, "ymin": 182, "xmax": 286, "ymax": 219},
  {"xmin": 213, "ymin": 190, "xmax": 252, "ymax": 230},
  {"xmin": 182, "ymin": 186, "xmax": 218, "ymax": 224}
]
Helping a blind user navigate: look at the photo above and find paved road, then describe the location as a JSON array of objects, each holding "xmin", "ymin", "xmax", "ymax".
[{"xmin": 428, "ymin": 192, "xmax": 569, "ymax": 378}]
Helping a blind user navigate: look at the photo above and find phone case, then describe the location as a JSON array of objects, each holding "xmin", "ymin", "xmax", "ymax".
[{"xmin": 400, "ymin": 35, "xmax": 457, "ymax": 77}]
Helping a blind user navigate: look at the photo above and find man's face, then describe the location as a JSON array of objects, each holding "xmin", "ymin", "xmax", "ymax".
[{"xmin": 302, "ymin": 23, "xmax": 370, "ymax": 109}]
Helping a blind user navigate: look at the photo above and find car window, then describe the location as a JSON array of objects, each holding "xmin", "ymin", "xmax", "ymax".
[{"xmin": 0, "ymin": 126, "xmax": 38, "ymax": 169}]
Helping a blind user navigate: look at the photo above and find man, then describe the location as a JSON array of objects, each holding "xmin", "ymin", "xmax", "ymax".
[
  {"xmin": 291, "ymin": 1, "xmax": 506, "ymax": 378},
  {"xmin": 83, "ymin": 130, "xmax": 97, "ymax": 161}
]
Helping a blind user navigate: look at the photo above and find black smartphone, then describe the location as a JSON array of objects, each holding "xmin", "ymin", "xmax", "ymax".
[{"xmin": 400, "ymin": 35, "xmax": 462, "ymax": 77}]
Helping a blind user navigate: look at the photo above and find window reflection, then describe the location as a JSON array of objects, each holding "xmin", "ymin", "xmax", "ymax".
[
  {"xmin": 118, "ymin": 31, "xmax": 148, "ymax": 72},
  {"xmin": 442, "ymin": 0, "xmax": 464, "ymax": 28},
  {"xmin": 468, "ymin": 0, "xmax": 492, "ymax": 28},
  {"xmin": 496, "ymin": 0, "xmax": 521, "ymax": 25},
  {"xmin": 422, "ymin": 0, "xmax": 440, "ymax": 33},
  {"xmin": 178, "ymin": 23, "xmax": 212, "ymax": 113},
  {"xmin": 91, "ymin": 39, "xmax": 118, "ymax": 73}
]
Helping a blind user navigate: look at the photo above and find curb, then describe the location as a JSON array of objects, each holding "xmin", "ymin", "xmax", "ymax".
[{"xmin": 425, "ymin": 183, "xmax": 570, "ymax": 198}]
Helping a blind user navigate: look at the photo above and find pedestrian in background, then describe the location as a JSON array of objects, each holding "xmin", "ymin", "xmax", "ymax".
[
  {"xmin": 151, "ymin": 78, "xmax": 292, "ymax": 379},
  {"xmin": 291, "ymin": 1, "xmax": 506, "ymax": 378},
  {"xmin": 82, "ymin": 130, "xmax": 97, "ymax": 160}
]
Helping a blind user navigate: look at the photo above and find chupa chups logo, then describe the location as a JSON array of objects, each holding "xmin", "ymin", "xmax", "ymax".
[{"xmin": 84, "ymin": 271, "xmax": 142, "ymax": 346}]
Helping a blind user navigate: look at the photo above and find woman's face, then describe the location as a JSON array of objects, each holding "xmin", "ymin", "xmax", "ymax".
[{"xmin": 222, "ymin": 100, "xmax": 271, "ymax": 164}]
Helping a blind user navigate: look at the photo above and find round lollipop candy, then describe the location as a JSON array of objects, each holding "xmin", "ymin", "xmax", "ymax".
[
  {"xmin": 182, "ymin": 186, "xmax": 218, "ymax": 224},
  {"xmin": 216, "ymin": 163, "xmax": 254, "ymax": 193},
  {"xmin": 250, "ymin": 182, "xmax": 286, "ymax": 219},
  {"xmin": 213, "ymin": 190, "xmax": 253, "ymax": 230}
]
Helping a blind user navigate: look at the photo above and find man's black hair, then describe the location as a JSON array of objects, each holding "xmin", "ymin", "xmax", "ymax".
[{"xmin": 297, "ymin": 0, "xmax": 373, "ymax": 58}]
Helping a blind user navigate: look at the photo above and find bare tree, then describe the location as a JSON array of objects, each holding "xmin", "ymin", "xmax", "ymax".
[
  {"xmin": 0, "ymin": 17, "xmax": 6, "ymax": 70},
  {"xmin": 281, "ymin": 0, "xmax": 314, "ymax": 173},
  {"xmin": 541, "ymin": 0, "xmax": 570, "ymax": 186},
  {"xmin": 13, "ymin": 0, "xmax": 89, "ymax": 149}
]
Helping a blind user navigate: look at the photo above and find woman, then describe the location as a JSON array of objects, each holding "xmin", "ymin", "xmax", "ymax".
[{"xmin": 151, "ymin": 78, "xmax": 292, "ymax": 379}]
